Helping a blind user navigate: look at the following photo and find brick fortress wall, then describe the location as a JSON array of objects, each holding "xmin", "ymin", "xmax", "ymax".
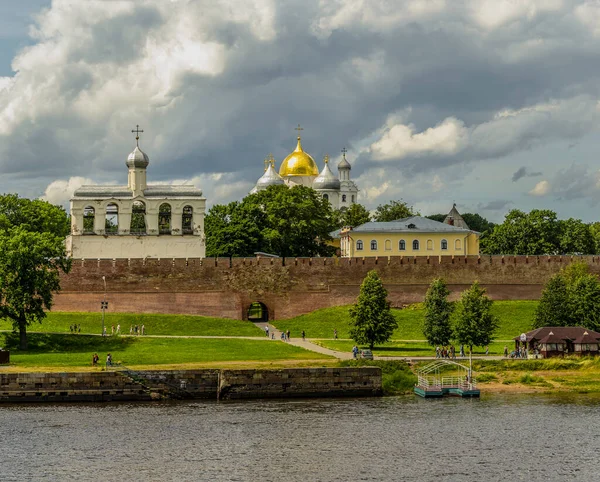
[{"xmin": 54, "ymin": 256, "xmax": 600, "ymax": 320}]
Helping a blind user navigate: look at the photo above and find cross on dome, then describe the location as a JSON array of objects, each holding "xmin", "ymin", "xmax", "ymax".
[
  {"xmin": 131, "ymin": 124, "xmax": 144, "ymax": 146},
  {"xmin": 295, "ymin": 124, "xmax": 303, "ymax": 139}
]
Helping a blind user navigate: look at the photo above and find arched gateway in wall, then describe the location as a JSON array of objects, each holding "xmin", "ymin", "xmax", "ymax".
[{"xmin": 246, "ymin": 302, "xmax": 269, "ymax": 322}]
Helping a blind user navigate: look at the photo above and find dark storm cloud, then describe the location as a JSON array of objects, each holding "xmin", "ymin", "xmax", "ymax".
[
  {"xmin": 2, "ymin": 0, "xmax": 600, "ymax": 209},
  {"xmin": 512, "ymin": 167, "xmax": 543, "ymax": 182}
]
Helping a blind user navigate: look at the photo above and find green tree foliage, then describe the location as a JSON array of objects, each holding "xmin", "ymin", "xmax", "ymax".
[
  {"xmin": 559, "ymin": 218, "xmax": 596, "ymax": 255},
  {"xmin": 453, "ymin": 281, "xmax": 498, "ymax": 352},
  {"xmin": 482, "ymin": 209, "xmax": 572, "ymax": 255},
  {"xmin": 205, "ymin": 185, "xmax": 336, "ymax": 257},
  {"xmin": 336, "ymin": 203, "xmax": 371, "ymax": 228},
  {"xmin": 349, "ymin": 270, "xmax": 398, "ymax": 349},
  {"xmin": 423, "ymin": 278, "xmax": 454, "ymax": 346},
  {"xmin": 373, "ymin": 200, "xmax": 418, "ymax": 222},
  {"xmin": 0, "ymin": 227, "xmax": 71, "ymax": 349},
  {"xmin": 425, "ymin": 214, "xmax": 445, "ymax": 223},
  {"xmin": 533, "ymin": 262, "xmax": 600, "ymax": 331},
  {"xmin": 0, "ymin": 194, "xmax": 70, "ymax": 238},
  {"xmin": 462, "ymin": 213, "xmax": 496, "ymax": 233}
]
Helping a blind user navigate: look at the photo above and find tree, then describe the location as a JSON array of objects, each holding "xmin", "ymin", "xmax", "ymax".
[
  {"xmin": 0, "ymin": 194, "xmax": 70, "ymax": 238},
  {"xmin": 533, "ymin": 274, "xmax": 571, "ymax": 328},
  {"xmin": 205, "ymin": 185, "xmax": 337, "ymax": 258},
  {"xmin": 559, "ymin": 218, "xmax": 596, "ymax": 255},
  {"xmin": 425, "ymin": 214, "xmax": 445, "ymax": 223},
  {"xmin": 480, "ymin": 209, "xmax": 561, "ymax": 255},
  {"xmin": 423, "ymin": 278, "xmax": 454, "ymax": 347},
  {"xmin": 349, "ymin": 270, "xmax": 398, "ymax": 350},
  {"xmin": 373, "ymin": 200, "xmax": 418, "ymax": 222},
  {"xmin": 453, "ymin": 281, "xmax": 498, "ymax": 354},
  {"xmin": 533, "ymin": 262, "xmax": 600, "ymax": 331},
  {"xmin": 336, "ymin": 203, "xmax": 371, "ymax": 228},
  {"xmin": 0, "ymin": 227, "xmax": 71, "ymax": 350}
]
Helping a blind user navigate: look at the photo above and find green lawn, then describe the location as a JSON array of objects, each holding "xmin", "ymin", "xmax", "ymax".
[
  {"xmin": 0, "ymin": 333, "xmax": 328, "ymax": 367},
  {"xmin": 312, "ymin": 340, "xmax": 508, "ymax": 357},
  {"xmin": 0, "ymin": 312, "xmax": 264, "ymax": 337},
  {"xmin": 272, "ymin": 301, "xmax": 539, "ymax": 341}
]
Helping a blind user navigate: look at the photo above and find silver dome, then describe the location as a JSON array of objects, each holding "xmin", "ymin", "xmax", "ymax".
[
  {"xmin": 126, "ymin": 145, "xmax": 150, "ymax": 168},
  {"xmin": 313, "ymin": 161, "xmax": 340, "ymax": 190},
  {"xmin": 255, "ymin": 163, "xmax": 284, "ymax": 190},
  {"xmin": 337, "ymin": 153, "xmax": 351, "ymax": 170}
]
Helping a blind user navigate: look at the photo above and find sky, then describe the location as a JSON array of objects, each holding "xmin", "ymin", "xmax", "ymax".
[{"xmin": 1, "ymin": 0, "xmax": 600, "ymax": 222}]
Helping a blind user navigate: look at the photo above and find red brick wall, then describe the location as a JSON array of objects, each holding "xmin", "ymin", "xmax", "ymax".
[{"xmin": 53, "ymin": 256, "xmax": 600, "ymax": 319}]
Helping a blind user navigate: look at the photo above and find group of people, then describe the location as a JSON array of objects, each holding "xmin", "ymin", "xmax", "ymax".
[
  {"xmin": 69, "ymin": 324, "xmax": 81, "ymax": 334},
  {"xmin": 91, "ymin": 352, "xmax": 113, "ymax": 367},
  {"xmin": 435, "ymin": 345, "xmax": 459, "ymax": 359},
  {"xmin": 129, "ymin": 324, "xmax": 145, "ymax": 335},
  {"xmin": 264, "ymin": 326, "xmax": 298, "ymax": 341},
  {"xmin": 507, "ymin": 345, "xmax": 534, "ymax": 358}
]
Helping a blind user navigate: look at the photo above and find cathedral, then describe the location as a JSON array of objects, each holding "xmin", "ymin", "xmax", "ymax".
[{"xmin": 251, "ymin": 126, "xmax": 359, "ymax": 209}]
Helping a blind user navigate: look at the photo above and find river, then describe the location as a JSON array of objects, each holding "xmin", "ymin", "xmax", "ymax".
[{"xmin": 1, "ymin": 394, "xmax": 598, "ymax": 481}]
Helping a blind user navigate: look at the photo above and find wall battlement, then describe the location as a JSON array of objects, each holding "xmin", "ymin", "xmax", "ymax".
[{"xmin": 54, "ymin": 256, "xmax": 599, "ymax": 319}]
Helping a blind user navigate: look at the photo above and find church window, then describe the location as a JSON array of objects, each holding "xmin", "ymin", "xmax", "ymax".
[
  {"xmin": 159, "ymin": 203, "xmax": 172, "ymax": 234},
  {"xmin": 105, "ymin": 203, "xmax": 119, "ymax": 234},
  {"xmin": 351, "ymin": 195, "xmax": 355, "ymax": 203},
  {"xmin": 131, "ymin": 201, "xmax": 146, "ymax": 235},
  {"xmin": 356, "ymin": 240, "xmax": 363, "ymax": 251},
  {"xmin": 83, "ymin": 206, "xmax": 95, "ymax": 234},
  {"xmin": 399, "ymin": 240, "xmax": 406, "ymax": 250},
  {"xmin": 182, "ymin": 206, "xmax": 193, "ymax": 234},
  {"xmin": 427, "ymin": 239, "xmax": 433, "ymax": 250},
  {"xmin": 441, "ymin": 239, "xmax": 448, "ymax": 250},
  {"xmin": 342, "ymin": 194, "xmax": 347, "ymax": 202},
  {"xmin": 455, "ymin": 239, "xmax": 462, "ymax": 250},
  {"xmin": 323, "ymin": 193, "xmax": 329, "ymax": 201},
  {"xmin": 407, "ymin": 223, "xmax": 416, "ymax": 229},
  {"xmin": 370, "ymin": 240, "xmax": 378, "ymax": 250},
  {"xmin": 412, "ymin": 240, "xmax": 420, "ymax": 250},
  {"xmin": 385, "ymin": 239, "xmax": 391, "ymax": 251}
]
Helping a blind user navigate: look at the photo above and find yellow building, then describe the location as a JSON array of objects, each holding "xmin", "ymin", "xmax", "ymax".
[{"xmin": 339, "ymin": 211, "xmax": 480, "ymax": 257}]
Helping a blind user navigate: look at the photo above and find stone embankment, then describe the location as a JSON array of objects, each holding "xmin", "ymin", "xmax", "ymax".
[{"xmin": 0, "ymin": 367, "xmax": 381, "ymax": 403}]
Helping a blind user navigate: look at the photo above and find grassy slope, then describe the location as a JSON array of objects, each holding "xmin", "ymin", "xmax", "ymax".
[
  {"xmin": 272, "ymin": 301, "xmax": 538, "ymax": 341},
  {"xmin": 0, "ymin": 312, "xmax": 264, "ymax": 337},
  {"xmin": 314, "ymin": 340, "xmax": 507, "ymax": 356},
  {"xmin": 1, "ymin": 333, "xmax": 327, "ymax": 367}
]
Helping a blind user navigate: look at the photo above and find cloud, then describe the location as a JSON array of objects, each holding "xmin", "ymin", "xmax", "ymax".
[
  {"xmin": 3, "ymin": 0, "xmax": 600, "ymax": 222},
  {"xmin": 42, "ymin": 176, "xmax": 95, "ymax": 206},
  {"xmin": 365, "ymin": 97, "xmax": 599, "ymax": 173},
  {"xmin": 529, "ymin": 180, "xmax": 551, "ymax": 196},
  {"xmin": 511, "ymin": 166, "xmax": 543, "ymax": 182},
  {"xmin": 478, "ymin": 200, "xmax": 513, "ymax": 211}
]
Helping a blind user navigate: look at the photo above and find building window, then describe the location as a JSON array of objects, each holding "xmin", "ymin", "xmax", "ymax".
[
  {"xmin": 83, "ymin": 206, "xmax": 95, "ymax": 234},
  {"xmin": 356, "ymin": 240, "xmax": 363, "ymax": 250},
  {"xmin": 351, "ymin": 195, "xmax": 355, "ymax": 202},
  {"xmin": 413, "ymin": 240, "xmax": 419, "ymax": 250},
  {"xmin": 182, "ymin": 206, "xmax": 193, "ymax": 234},
  {"xmin": 441, "ymin": 239, "xmax": 448, "ymax": 250},
  {"xmin": 455, "ymin": 239, "xmax": 462, "ymax": 250},
  {"xmin": 159, "ymin": 203, "xmax": 171, "ymax": 234},
  {"xmin": 131, "ymin": 200, "xmax": 146, "ymax": 235},
  {"xmin": 385, "ymin": 239, "xmax": 391, "ymax": 251},
  {"xmin": 399, "ymin": 240, "xmax": 406, "ymax": 250},
  {"xmin": 342, "ymin": 194, "xmax": 347, "ymax": 202},
  {"xmin": 426, "ymin": 239, "xmax": 433, "ymax": 250},
  {"xmin": 105, "ymin": 203, "xmax": 119, "ymax": 234},
  {"xmin": 323, "ymin": 193, "xmax": 329, "ymax": 201},
  {"xmin": 370, "ymin": 240, "xmax": 377, "ymax": 250}
]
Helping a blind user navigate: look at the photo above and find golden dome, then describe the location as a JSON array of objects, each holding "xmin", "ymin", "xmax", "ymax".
[{"xmin": 279, "ymin": 137, "xmax": 319, "ymax": 177}]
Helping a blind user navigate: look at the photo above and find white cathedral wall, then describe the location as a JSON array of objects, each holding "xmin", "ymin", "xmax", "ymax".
[
  {"xmin": 284, "ymin": 176, "xmax": 316, "ymax": 187},
  {"xmin": 67, "ymin": 235, "xmax": 205, "ymax": 259}
]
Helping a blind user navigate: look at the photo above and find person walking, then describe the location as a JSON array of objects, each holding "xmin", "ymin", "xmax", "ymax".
[
  {"xmin": 301, "ymin": 330, "xmax": 305, "ymax": 341},
  {"xmin": 352, "ymin": 345, "xmax": 358, "ymax": 359},
  {"xmin": 485, "ymin": 346, "xmax": 489, "ymax": 356},
  {"xmin": 334, "ymin": 329, "xmax": 338, "ymax": 340},
  {"xmin": 116, "ymin": 324, "xmax": 120, "ymax": 335},
  {"xmin": 286, "ymin": 330, "xmax": 290, "ymax": 341},
  {"xmin": 503, "ymin": 345, "xmax": 508, "ymax": 358},
  {"xmin": 141, "ymin": 324, "xmax": 145, "ymax": 335},
  {"xmin": 265, "ymin": 326, "xmax": 269, "ymax": 337},
  {"xmin": 106, "ymin": 353, "xmax": 112, "ymax": 367}
]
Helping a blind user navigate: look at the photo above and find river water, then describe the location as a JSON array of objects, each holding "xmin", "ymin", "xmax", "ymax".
[{"xmin": 1, "ymin": 394, "xmax": 598, "ymax": 481}]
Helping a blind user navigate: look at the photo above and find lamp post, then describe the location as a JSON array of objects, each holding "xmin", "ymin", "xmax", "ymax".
[{"xmin": 101, "ymin": 276, "xmax": 108, "ymax": 336}]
